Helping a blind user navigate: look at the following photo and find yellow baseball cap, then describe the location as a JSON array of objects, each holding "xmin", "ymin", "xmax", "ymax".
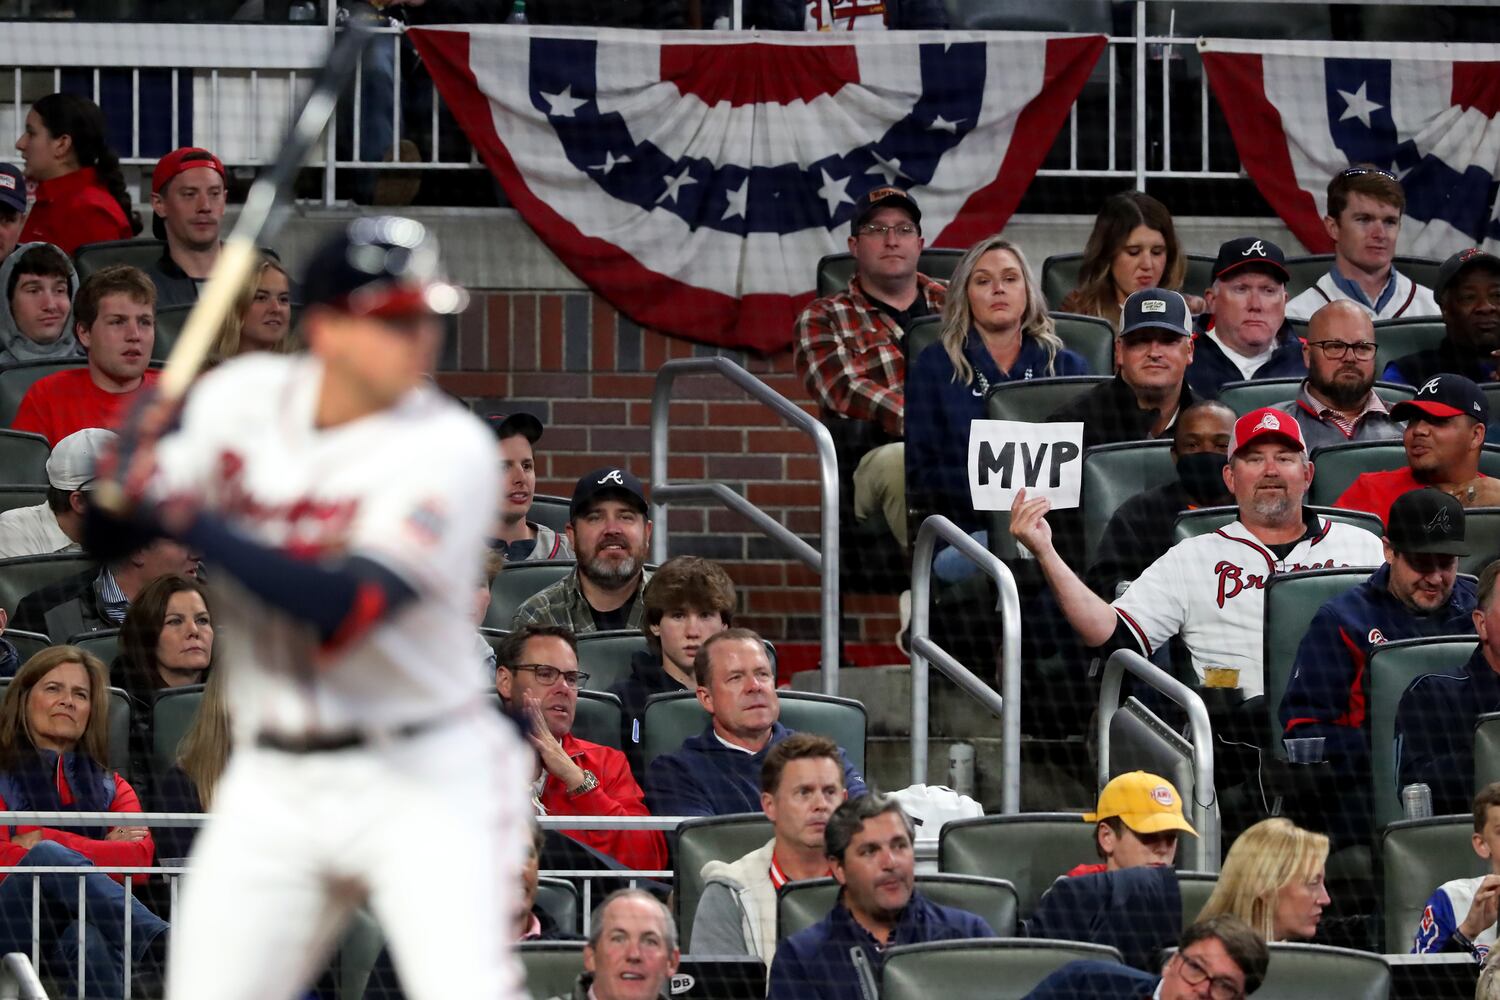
[{"xmin": 1081, "ymin": 771, "xmax": 1197, "ymax": 836}]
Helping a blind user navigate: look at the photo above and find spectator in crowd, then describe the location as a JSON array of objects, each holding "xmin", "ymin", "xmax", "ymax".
[
  {"xmin": 1411, "ymin": 782, "xmax": 1500, "ymax": 961},
  {"xmin": 768, "ymin": 794, "xmax": 992, "ymax": 1000},
  {"xmin": 0, "ymin": 646, "xmax": 168, "ymax": 998},
  {"xmin": 12, "ymin": 536, "xmax": 196, "ymax": 639},
  {"xmin": 1385, "ymin": 247, "xmax": 1500, "ymax": 386},
  {"xmin": 906, "ymin": 235, "xmax": 1088, "ymax": 531},
  {"xmin": 1084, "ymin": 400, "xmax": 1235, "ymax": 600},
  {"xmin": 1396, "ymin": 560, "xmax": 1500, "ymax": 816},
  {"xmin": 11, "ymin": 265, "xmax": 159, "ymax": 446},
  {"xmin": 1012, "ymin": 406, "xmax": 1383, "ymax": 703},
  {"xmin": 210, "ymin": 255, "xmax": 295, "ymax": 360},
  {"xmin": 1287, "ymin": 165, "xmax": 1439, "ymax": 322},
  {"xmin": 486, "ymin": 412, "xmax": 572, "ymax": 563},
  {"xmin": 512, "ymin": 467, "xmax": 652, "ymax": 633},
  {"xmin": 1049, "ymin": 287, "xmax": 1197, "ymax": 449},
  {"xmin": 1023, "ymin": 915, "xmax": 1269, "ymax": 1000},
  {"xmin": 646, "ymin": 628, "xmax": 866, "ymax": 817},
  {"xmin": 1335, "ymin": 373, "xmax": 1494, "ymax": 523},
  {"xmin": 1279, "ymin": 489, "xmax": 1477, "ymax": 847},
  {"xmin": 612, "ymin": 555, "xmax": 733, "ymax": 760},
  {"xmin": 0, "ymin": 241, "xmax": 81, "ymax": 366},
  {"xmin": 142, "ymin": 147, "xmax": 227, "ymax": 309},
  {"xmin": 14, "ymin": 93, "xmax": 139, "ymax": 255},
  {"xmin": 1060, "ymin": 190, "xmax": 1204, "ymax": 331},
  {"xmin": 794, "ymin": 186, "xmax": 946, "ymax": 552},
  {"xmin": 0, "ymin": 163, "xmax": 24, "ymax": 260},
  {"xmin": 522, "ymin": 0, "xmax": 689, "ymax": 26},
  {"xmin": 495, "ymin": 624, "xmax": 666, "ymax": 871},
  {"xmin": 549, "ymin": 889, "xmax": 679, "ymax": 1000},
  {"xmin": 1067, "ymin": 771, "xmax": 1196, "ymax": 877},
  {"xmin": 1186, "ymin": 237, "xmax": 1303, "ymax": 399},
  {"xmin": 1025, "ymin": 863, "xmax": 1185, "ymax": 971},
  {"xmin": 692, "ymin": 733, "xmax": 846, "ymax": 967},
  {"xmin": 114, "ymin": 574, "xmax": 215, "ymax": 793},
  {"xmin": 0, "ymin": 428, "xmax": 113, "ymax": 559},
  {"xmin": 774, "ymin": 0, "xmax": 948, "ymax": 29},
  {"xmin": 473, "ymin": 549, "xmax": 503, "ymax": 681},
  {"xmin": 1272, "ymin": 300, "xmax": 1402, "ymax": 449},
  {"xmin": 151, "ymin": 663, "xmax": 229, "ymax": 861},
  {"xmin": 1198, "ymin": 817, "xmax": 1329, "ymax": 942}
]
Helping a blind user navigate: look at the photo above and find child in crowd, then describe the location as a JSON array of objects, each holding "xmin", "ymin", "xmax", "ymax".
[{"xmin": 1412, "ymin": 781, "xmax": 1500, "ymax": 960}]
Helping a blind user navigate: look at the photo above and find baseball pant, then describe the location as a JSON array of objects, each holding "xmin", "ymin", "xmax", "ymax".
[{"xmin": 167, "ymin": 710, "xmax": 530, "ymax": 1000}]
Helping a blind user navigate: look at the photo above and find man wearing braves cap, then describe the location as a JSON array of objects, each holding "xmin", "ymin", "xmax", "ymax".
[
  {"xmin": 142, "ymin": 147, "xmax": 227, "ymax": 309},
  {"xmin": 486, "ymin": 411, "xmax": 572, "ymax": 563},
  {"xmin": 1067, "ymin": 771, "xmax": 1197, "ymax": 877},
  {"xmin": 512, "ymin": 467, "xmax": 653, "ymax": 634},
  {"xmin": 794, "ymin": 185, "xmax": 946, "ymax": 553},
  {"xmin": 1280, "ymin": 488, "xmax": 1477, "ymax": 846},
  {"xmin": 1385, "ymin": 247, "xmax": 1500, "ymax": 387},
  {"xmin": 1186, "ymin": 236, "xmax": 1305, "ymax": 399},
  {"xmin": 1336, "ymin": 373, "xmax": 1497, "ymax": 523},
  {"xmin": 1049, "ymin": 287, "xmax": 1199, "ymax": 449},
  {"xmin": 0, "ymin": 162, "xmax": 26, "ymax": 260}
]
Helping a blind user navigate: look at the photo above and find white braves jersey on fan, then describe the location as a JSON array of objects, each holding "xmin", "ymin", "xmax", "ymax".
[
  {"xmin": 1285, "ymin": 270, "xmax": 1439, "ymax": 322},
  {"xmin": 150, "ymin": 353, "xmax": 497, "ymax": 737},
  {"xmin": 806, "ymin": 0, "xmax": 887, "ymax": 29},
  {"xmin": 1112, "ymin": 517, "xmax": 1384, "ymax": 698}
]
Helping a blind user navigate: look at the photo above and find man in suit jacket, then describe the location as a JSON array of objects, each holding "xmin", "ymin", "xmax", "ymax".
[{"xmin": 1024, "ymin": 915, "xmax": 1268, "ymax": 999}]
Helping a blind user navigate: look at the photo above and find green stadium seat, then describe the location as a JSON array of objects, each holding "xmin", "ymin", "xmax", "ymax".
[
  {"xmin": 486, "ymin": 559, "xmax": 574, "ymax": 629},
  {"xmin": 1080, "ymin": 440, "xmax": 1176, "ymax": 570},
  {"xmin": 639, "ymin": 689, "xmax": 865, "ymax": 773},
  {"xmin": 0, "ymin": 360, "xmax": 85, "ymax": 427},
  {"xmin": 335, "ymin": 907, "xmax": 385, "ymax": 1000},
  {"xmin": 72, "ymin": 237, "xmax": 165, "ymax": 282},
  {"xmin": 0, "ymin": 553, "xmax": 95, "ymax": 618},
  {"xmin": 1039, "ymin": 251, "xmax": 1215, "ymax": 311},
  {"xmin": 0, "ymin": 487, "xmax": 47, "ymax": 516},
  {"xmin": 107, "ymin": 687, "xmax": 131, "ymax": 779},
  {"xmin": 1373, "ymin": 317, "xmax": 1447, "ymax": 379},
  {"xmin": 777, "ymin": 874, "xmax": 1018, "ymax": 942},
  {"xmin": 530, "ymin": 496, "xmax": 571, "ymax": 534},
  {"xmin": 576, "ymin": 630, "xmax": 647, "ymax": 692},
  {"xmin": 1172, "ymin": 505, "xmax": 1383, "ymax": 544},
  {"xmin": 1215, "ymin": 379, "xmax": 1413, "ymax": 417},
  {"xmin": 1459, "ymin": 509, "xmax": 1500, "ymax": 577},
  {"xmin": 985, "ymin": 376, "xmax": 1112, "ymax": 424},
  {"xmin": 1050, "ymin": 313, "xmax": 1115, "ymax": 376},
  {"xmin": 815, "ymin": 249, "xmax": 965, "ymax": 298},
  {"xmin": 1177, "ymin": 871, "xmax": 1217, "ymax": 926},
  {"xmin": 1262, "ymin": 568, "xmax": 1370, "ymax": 755},
  {"xmin": 675, "ymin": 812, "xmax": 773, "ymax": 947},
  {"xmin": 152, "ymin": 304, "xmax": 191, "ymax": 361},
  {"xmin": 1309, "ymin": 441, "xmax": 1500, "ymax": 501},
  {"xmin": 1395, "ymin": 256, "xmax": 1443, "ymax": 292},
  {"xmin": 574, "ymin": 691, "xmax": 624, "ymax": 750},
  {"xmin": 518, "ymin": 942, "xmax": 586, "ymax": 1000},
  {"xmin": 906, "ymin": 315, "xmax": 942, "ymax": 366},
  {"xmin": 3, "ymin": 629, "xmax": 50, "ymax": 662},
  {"xmin": 1380, "ymin": 816, "xmax": 1484, "ymax": 952},
  {"xmin": 67, "ymin": 629, "xmax": 121, "ymax": 671},
  {"xmin": 0, "ymin": 431, "xmax": 49, "ymax": 487},
  {"xmin": 881, "ymin": 939, "xmax": 1126, "ymax": 1000},
  {"xmin": 1476, "ymin": 713, "xmax": 1500, "ymax": 793},
  {"xmin": 1369, "ymin": 636, "xmax": 1477, "ymax": 829},
  {"xmin": 479, "ymin": 626, "xmax": 507, "ymax": 665},
  {"xmin": 535, "ymin": 876, "xmax": 581, "ymax": 937},
  {"xmin": 938, "ymin": 813, "xmax": 1095, "ymax": 918},
  {"xmin": 1283, "ymin": 254, "xmax": 1336, "ymax": 300},
  {"xmin": 1258, "ymin": 942, "xmax": 1390, "ymax": 1000},
  {"xmin": 150, "ymin": 684, "xmax": 203, "ymax": 777}
]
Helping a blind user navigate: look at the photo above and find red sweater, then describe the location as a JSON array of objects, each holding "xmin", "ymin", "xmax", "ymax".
[
  {"xmin": 18, "ymin": 167, "xmax": 133, "ymax": 257},
  {"xmin": 539, "ymin": 733, "xmax": 667, "ymax": 872},
  {"xmin": 12, "ymin": 367, "xmax": 160, "ymax": 446},
  {"xmin": 0, "ymin": 762, "xmax": 155, "ymax": 884},
  {"xmin": 1335, "ymin": 467, "xmax": 1487, "ymax": 526}
]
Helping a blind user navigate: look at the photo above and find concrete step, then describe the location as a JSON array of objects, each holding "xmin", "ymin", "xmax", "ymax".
[
  {"xmin": 866, "ymin": 735, "xmax": 1094, "ymax": 814},
  {"xmin": 790, "ymin": 664, "xmax": 1003, "ymax": 739}
]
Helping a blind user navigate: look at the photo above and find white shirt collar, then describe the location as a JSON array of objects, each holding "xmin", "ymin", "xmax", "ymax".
[
  {"xmin": 1207, "ymin": 330, "xmax": 1276, "ymax": 380},
  {"xmin": 714, "ymin": 730, "xmax": 757, "ymax": 754}
]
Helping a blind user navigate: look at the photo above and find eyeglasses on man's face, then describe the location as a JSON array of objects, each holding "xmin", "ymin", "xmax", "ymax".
[
  {"xmin": 512, "ymin": 664, "xmax": 589, "ymax": 688},
  {"xmin": 856, "ymin": 222, "xmax": 919, "ymax": 238},
  {"xmin": 1175, "ymin": 951, "xmax": 1243, "ymax": 1000},
  {"xmin": 1306, "ymin": 339, "xmax": 1377, "ymax": 361}
]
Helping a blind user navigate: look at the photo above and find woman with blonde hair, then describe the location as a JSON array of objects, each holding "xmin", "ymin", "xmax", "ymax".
[
  {"xmin": 1197, "ymin": 817, "xmax": 1331, "ymax": 941},
  {"xmin": 153, "ymin": 664, "xmax": 231, "ymax": 861},
  {"xmin": 212, "ymin": 254, "xmax": 295, "ymax": 359},
  {"xmin": 1060, "ymin": 190, "xmax": 1203, "ymax": 330},
  {"xmin": 906, "ymin": 235, "xmax": 1089, "ymax": 539}
]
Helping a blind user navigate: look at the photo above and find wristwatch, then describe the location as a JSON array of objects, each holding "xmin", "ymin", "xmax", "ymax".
[{"xmin": 568, "ymin": 770, "xmax": 599, "ymax": 797}]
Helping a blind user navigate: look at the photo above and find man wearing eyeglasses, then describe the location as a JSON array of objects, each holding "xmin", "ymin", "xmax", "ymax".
[
  {"xmin": 1023, "ymin": 915, "xmax": 1268, "ymax": 1000},
  {"xmin": 496, "ymin": 623, "xmax": 667, "ymax": 871},
  {"xmin": 1272, "ymin": 300, "xmax": 1402, "ymax": 451}
]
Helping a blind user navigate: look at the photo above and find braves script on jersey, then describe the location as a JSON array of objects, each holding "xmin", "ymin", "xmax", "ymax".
[
  {"xmin": 150, "ymin": 353, "xmax": 498, "ymax": 736},
  {"xmin": 1112, "ymin": 517, "xmax": 1385, "ymax": 697}
]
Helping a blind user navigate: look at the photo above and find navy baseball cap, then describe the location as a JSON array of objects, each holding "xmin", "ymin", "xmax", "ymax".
[
  {"xmin": 486, "ymin": 412, "xmax": 542, "ymax": 443},
  {"xmin": 0, "ymin": 163, "xmax": 25, "ymax": 215},
  {"xmin": 1212, "ymin": 237, "xmax": 1289, "ymax": 284},
  {"xmin": 1435, "ymin": 247, "xmax": 1500, "ymax": 300},
  {"xmin": 851, "ymin": 186, "xmax": 921, "ymax": 232},
  {"xmin": 571, "ymin": 467, "xmax": 648, "ymax": 519},
  {"xmin": 1386, "ymin": 488, "xmax": 1470, "ymax": 557},
  {"xmin": 301, "ymin": 216, "xmax": 468, "ymax": 319},
  {"xmin": 1390, "ymin": 373, "xmax": 1489, "ymax": 425},
  {"xmin": 1119, "ymin": 288, "xmax": 1191, "ymax": 340}
]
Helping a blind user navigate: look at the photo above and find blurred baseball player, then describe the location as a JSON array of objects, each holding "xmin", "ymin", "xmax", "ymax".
[{"xmin": 98, "ymin": 217, "xmax": 529, "ymax": 1000}]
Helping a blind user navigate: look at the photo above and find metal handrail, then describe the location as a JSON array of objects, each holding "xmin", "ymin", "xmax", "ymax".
[
  {"xmin": 908, "ymin": 516, "xmax": 1021, "ymax": 815},
  {"xmin": 649, "ymin": 357, "xmax": 841, "ymax": 694},
  {"xmin": 0, "ymin": 812, "xmax": 694, "ymax": 831},
  {"xmin": 1098, "ymin": 649, "xmax": 1219, "ymax": 870},
  {"xmin": 0, "ymin": 954, "xmax": 44, "ymax": 1000}
]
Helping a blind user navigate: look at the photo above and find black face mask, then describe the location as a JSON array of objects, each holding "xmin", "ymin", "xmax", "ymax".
[{"xmin": 1176, "ymin": 451, "xmax": 1231, "ymax": 506}]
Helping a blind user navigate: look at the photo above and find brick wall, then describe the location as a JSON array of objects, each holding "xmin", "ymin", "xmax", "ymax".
[{"xmin": 434, "ymin": 289, "xmax": 904, "ymax": 665}]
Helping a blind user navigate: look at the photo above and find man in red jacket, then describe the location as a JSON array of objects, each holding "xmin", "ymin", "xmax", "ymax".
[{"xmin": 496, "ymin": 624, "xmax": 667, "ymax": 871}]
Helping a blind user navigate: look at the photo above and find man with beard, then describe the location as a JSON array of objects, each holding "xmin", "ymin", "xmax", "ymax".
[
  {"xmin": 512, "ymin": 467, "xmax": 653, "ymax": 633},
  {"xmin": 1386, "ymin": 248, "xmax": 1500, "ymax": 386},
  {"xmin": 141, "ymin": 147, "xmax": 227, "ymax": 309},
  {"xmin": 1336, "ymin": 374, "xmax": 1496, "ymax": 523},
  {"xmin": 1273, "ymin": 300, "xmax": 1402, "ymax": 450}
]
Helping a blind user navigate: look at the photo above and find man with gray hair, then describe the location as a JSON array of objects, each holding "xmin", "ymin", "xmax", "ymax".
[
  {"xmin": 1186, "ymin": 237, "xmax": 1304, "ymax": 399},
  {"xmin": 768, "ymin": 794, "xmax": 993, "ymax": 1000},
  {"xmin": 549, "ymin": 888, "xmax": 678, "ymax": 1000}
]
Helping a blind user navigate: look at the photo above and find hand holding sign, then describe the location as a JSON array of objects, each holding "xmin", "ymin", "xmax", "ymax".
[
  {"xmin": 967, "ymin": 420, "xmax": 1086, "ymax": 512},
  {"xmin": 1009, "ymin": 488, "xmax": 1054, "ymax": 556}
]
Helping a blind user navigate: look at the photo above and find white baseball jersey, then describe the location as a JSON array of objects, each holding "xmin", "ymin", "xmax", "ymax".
[
  {"xmin": 1112, "ymin": 516, "xmax": 1385, "ymax": 698},
  {"xmin": 151, "ymin": 353, "xmax": 498, "ymax": 738},
  {"xmin": 1286, "ymin": 270, "xmax": 1439, "ymax": 322}
]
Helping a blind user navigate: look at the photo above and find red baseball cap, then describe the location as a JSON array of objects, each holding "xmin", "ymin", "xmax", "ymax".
[
  {"xmin": 152, "ymin": 147, "xmax": 225, "ymax": 196},
  {"xmin": 1230, "ymin": 407, "xmax": 1306, "ymax": 457}
]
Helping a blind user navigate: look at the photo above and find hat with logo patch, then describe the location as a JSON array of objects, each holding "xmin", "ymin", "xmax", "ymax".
[
  {"xmin": 1435, "ymin": 247, "xmax": 1500, "ymax": 300},
  {"xmin": 1082, "ymin": 771, "xmax": 1197, "ymax": 836},
  {"xmin": 570, "ymin": 467, "xmax": 648, "ymax": 519},
  {"xmin": 1386, "ymin": 488, "xmax": 1470, "ymax": 557},
  {"xmin": 1390, "ymin": 373, "xmax": 1489, "ymax": 425},
  {"xmin": 850, "ymin": 186, "xmax": 921, "ymax": 232},
  {"xmin": 1212, "ymin": 236, "xmax": 1289, "ymax": 284},
  {"xmin": 1230, "ymin": 406, "xmax": 1306, "ymax": 457},
  {"xmin": 0, "ymin": 163, "xmax": 25, "ymax": 215},
  {"xmin": 1119, "ymin": 288, "xmax": 1191, "ymax": 340}
]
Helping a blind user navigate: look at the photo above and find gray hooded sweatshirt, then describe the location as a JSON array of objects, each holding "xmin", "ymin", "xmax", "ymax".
[{"xmin": 0, "ymin": 241, "xmax": 84, "ymax": 367}]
